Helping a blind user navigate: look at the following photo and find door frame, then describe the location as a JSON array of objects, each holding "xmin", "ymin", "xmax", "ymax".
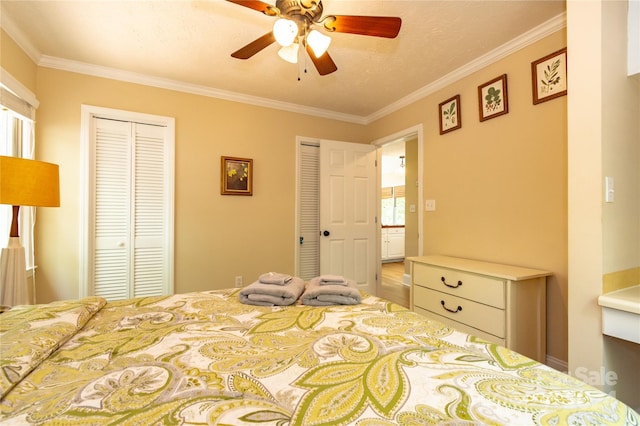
[
  {"xmin": 294, "ymin": 136, "xmax": 377, "ymax": 289},
  {"xmin": 295, "ymin": 127, "xmax": 423, "ymax": 297},
  {"xmin": 372, "ymin": 124, "xmax": 424, "ymax": 296}
]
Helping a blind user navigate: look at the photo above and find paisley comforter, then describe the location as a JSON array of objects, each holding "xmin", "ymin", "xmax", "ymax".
[{"xmin": 1, "ymin": 289, "xmax": 638, "ymax": 425}]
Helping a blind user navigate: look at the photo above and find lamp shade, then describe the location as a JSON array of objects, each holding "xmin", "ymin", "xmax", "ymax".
[
  {"xmin": 273, "ymin": 18, "xmax": 298, "ymax": 47},
  {"xmin": 278, "ymin": 43, "xmax": 299, "ymax": 64},
  {"xmin": 307, "ymin": 29, "xmax": 331, "ymax": 58},
  {"xmin": 0, "ymin": 156, "xmax": 60, "ymax": 207}
]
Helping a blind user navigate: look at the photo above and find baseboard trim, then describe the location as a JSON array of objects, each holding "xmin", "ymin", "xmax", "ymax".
[{"xmin": 546, "ymin": 355, "xmax": 568, "ymax": 372}]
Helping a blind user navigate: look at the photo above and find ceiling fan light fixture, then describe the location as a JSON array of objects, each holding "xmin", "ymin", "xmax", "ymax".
[
  {"xmin": 273, "ymin": 18, "xmax": 298, "ymax": 46},
  {"xmin": 306, "ymin": 29, "xmax": 331, "ymax": 57},
  {"xmin": 278, "ymin": 42, "xmax": 299, "ymax": 63}
]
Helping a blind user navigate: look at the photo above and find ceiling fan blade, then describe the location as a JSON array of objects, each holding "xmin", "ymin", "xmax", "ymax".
[
  {"xmin": 323, "ymin": 15, "xmax": 402, "ymax": 38},
  {"xmin": 225, "ymin": 0, "xmax": 276, "ymax": 15},
  {"xmin": 231, "ymin": 32, "xmax": 276, "ymax": 59},
  {"xmin": 306, "ymin": 44, "xmax": 337, "ymax": 76}
]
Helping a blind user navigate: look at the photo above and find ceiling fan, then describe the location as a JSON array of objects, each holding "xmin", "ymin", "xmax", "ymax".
[{"xmin": 226, "ymin": 0, "xmax": 402, "ymax": 76}]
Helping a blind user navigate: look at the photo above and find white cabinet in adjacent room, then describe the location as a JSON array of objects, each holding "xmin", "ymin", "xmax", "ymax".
[{"xmin": 381, "ymin": 227, "xmax": 405, "ymax": 261}]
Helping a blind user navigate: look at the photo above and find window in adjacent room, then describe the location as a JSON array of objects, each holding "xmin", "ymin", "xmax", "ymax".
[{"xmin": 381, "ymin": 185, "xmax": 405, "ymax": 226}]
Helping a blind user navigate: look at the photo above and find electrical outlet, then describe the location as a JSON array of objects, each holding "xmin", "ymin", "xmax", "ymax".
[
  {"xmin": 425, "ymin": 199, "xmax": 436, "ymax": 211},
  {"xmin": 234, "ymin": 276, "xmax": 243, "ymax": 288}
]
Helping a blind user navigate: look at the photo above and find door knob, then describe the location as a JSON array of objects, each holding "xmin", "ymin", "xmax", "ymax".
[{"xmin": 323, "ymin": 230, "xmax": 330, "ymax": 237}]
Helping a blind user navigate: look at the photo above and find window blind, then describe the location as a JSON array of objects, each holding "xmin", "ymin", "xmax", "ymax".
[
  {"xmin": 381, "ymin": 187, "xmax": 393, "ymax": 199},
  {"xmin": 0, "ymin": 87, "xmax": 34, "ymax": 121}
]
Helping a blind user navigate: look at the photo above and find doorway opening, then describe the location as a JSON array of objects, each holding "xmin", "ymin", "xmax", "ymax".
[{"xmin": 373, "ymin": 125, "xmax": 424, "ymax": 306}]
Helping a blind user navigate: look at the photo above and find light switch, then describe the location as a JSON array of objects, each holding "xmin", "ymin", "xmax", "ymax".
[
  {"xmin": 605, "ymin": 176, "xmax": 615, "ymax": 203},
  {"xmin": 409, "ymin": 204, "xmax": 416, "ymax": 213},
  {"xmin": 425, "ymin": 199, "xmax": 436, "ymax": 211}
]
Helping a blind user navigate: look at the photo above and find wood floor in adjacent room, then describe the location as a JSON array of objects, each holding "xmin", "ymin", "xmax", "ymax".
[{"xmin": 379, "ymin": 261, "xmax": 410, "ymax": 308}]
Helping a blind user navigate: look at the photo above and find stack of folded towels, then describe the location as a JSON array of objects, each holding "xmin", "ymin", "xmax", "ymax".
[
  {"xmin": 300, "ymin": 274, "xmax": 361, "ymax": 306},
  {"xmin": 239, "ymin": 272, "xmax": 305, "ymax": 306}
]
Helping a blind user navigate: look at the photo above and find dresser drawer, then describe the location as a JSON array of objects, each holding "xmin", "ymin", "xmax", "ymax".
[
  {"xmin": 413, "ymin": 286, "xmax": 505, "ymax": 338},
  {"xmin": 413, "ymin": 306, "xmax": 506, "ymax": 346},
  {"xmin": 413, "ymin": 263, "xmax": 505, "ymax": 309}
]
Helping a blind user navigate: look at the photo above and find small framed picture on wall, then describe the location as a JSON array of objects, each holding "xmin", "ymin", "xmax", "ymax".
[
  {"xmin": 221, "ymin": 156, "xmax": 253, "ymax": 196},
  {"xmin": 531, "ymin": 47, "xmax": 567, "ymax": 104},
  {"xmin": 438, "ymin": 94, "xmax": 461, "ymax": 135},
  {"xmin": 478, "ymin": 74, "xmax": 509, "ymax": 122}
]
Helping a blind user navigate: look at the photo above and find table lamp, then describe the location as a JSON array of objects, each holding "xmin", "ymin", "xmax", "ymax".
[{"xmin": 0, "ymin": 156, "xmax": 60, "ymax": 308}]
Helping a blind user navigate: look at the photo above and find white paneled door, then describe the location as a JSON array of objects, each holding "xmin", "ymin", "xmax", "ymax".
[
  {"xmin": 319, "ymin": 140, "xmax": 377, "ymax": 293},
  {"xmin": 81, "ymin": 106, "xmax": 174, "ymax": 300}
]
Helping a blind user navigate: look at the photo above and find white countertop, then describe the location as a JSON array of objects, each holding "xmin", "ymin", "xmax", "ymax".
[
  {"xmin": 598, "ymin": 285, "xmax": 640, "ymax": 314},
  {"xmin": 598, "ymin": 285, "xmax": 640, "ymax": 344}
]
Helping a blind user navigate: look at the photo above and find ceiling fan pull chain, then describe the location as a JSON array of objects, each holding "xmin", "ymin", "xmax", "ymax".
[{"xmin": 298, "ymin": 44, "xmax": 308, "ymax": 81}]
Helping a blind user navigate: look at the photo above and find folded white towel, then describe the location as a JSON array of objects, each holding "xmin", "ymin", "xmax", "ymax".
[
  {"xmin": 239, "ymin": 277, "xmax": 305, "ymax": 306},
  {"xmin": 318, "ymin": 274, "xmax": 347, "ymax": 286},
  {"xmin": 259, "ymin": 272, "xmax": 293, "ymax": 285},
  {"xmin": 301, "ymin": 276, "xmax": 361, "ymax": 306}
]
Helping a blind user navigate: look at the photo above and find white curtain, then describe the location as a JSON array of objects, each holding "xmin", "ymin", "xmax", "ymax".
[
  {"xmin": 0, "ymin": 80, "xmax": 37, "ymax": 307},
  {"xmin": 0, "ymin": 111, "xmax": 35, "ymax": 255},
  {"xmin": 0, "ymin": 111, "xmax": 11, "ymax": 247}
]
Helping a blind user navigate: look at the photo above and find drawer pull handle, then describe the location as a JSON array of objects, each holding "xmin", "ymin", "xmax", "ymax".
[
  {"xmin": 441, "ymin": 276, "xmax": 462, "ymax": 288},
  {"xmin": 441, "ymin": 300, "xmax": 462, "ymax": 313}
]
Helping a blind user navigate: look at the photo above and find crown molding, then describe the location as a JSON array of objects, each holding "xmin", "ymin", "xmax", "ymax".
[
  {"xmin": 364, "ymin": 12, "xmax": 567, "ymax": 124},
  {"xmin": 4, "ymin": 11, "xmax": 565, "ymax": 125},
  {"xmin": 38, "ymin": 56, "xmax": 367, "ymax": 125}
]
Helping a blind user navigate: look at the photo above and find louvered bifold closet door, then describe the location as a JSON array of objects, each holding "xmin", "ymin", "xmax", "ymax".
[
  {"xmin": 92, "ymin": 118, "xmax": 170, "ymax": 300},
  {"xmin": 93, "ymin": 118, "xmax": 131, "ymax": 300},
  {"xmin": 132, "ymin": 124, "xmax": 167, "ymax": 298},
  {"xmin": 298, "ymin": 144, "xmax": 320, "ymax": 280}
]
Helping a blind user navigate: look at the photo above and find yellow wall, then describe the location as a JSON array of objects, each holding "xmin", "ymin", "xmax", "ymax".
[
  {"xmin": 1, "ymin": 29, "xmax": 37, "ymax": 93},
  {"xmin": 567, "ymin": 0, "xmax": 640, "ymax": 410},
  {"xmin": 599, "ymin": 0, "xmax": 639, "ymax": 409},
  {"xmin": 3, "ymin": 27, "xmax": 570, "ymax": 363},
  {"xmin": 404, "ymin": 137, "xmax": 419, "ymax": 269},
  {"xmin": 367, "ymin": 31, "xmax": 568, "ymax": 364},
  {"xmin": 32, "ymin": 68, "xmax": 369, "ymax": 302}
]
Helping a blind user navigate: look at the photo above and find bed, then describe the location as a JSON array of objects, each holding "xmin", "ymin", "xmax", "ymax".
[{"xmin": 1, "ymin": 288, "xmax": 638, "ymax": 425}]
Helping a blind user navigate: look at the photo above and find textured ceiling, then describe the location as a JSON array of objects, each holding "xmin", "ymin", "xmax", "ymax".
[{"xmin": 1, "ymin": 0, "xmax": 566, "ymax": 122}]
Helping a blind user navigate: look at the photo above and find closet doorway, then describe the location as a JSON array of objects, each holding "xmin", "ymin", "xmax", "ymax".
[{"xmin": 79, "ymin": 105, "xmax": 175, "ymax": 300}]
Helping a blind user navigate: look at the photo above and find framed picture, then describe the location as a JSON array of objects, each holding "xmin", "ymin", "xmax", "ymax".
[
  {"xmin": 478, "ymin": 74, "xmax": 509, "ymax": 122},
  {"xmin": 438, "ymin": 94, "xmax": 461, "ymax": 134},
  {"xmin": 531, "ymin": 47, "xmax": 567, "ymax": 104},
  {"xmin": 221, "ymin": 156, "xmax": 253, "ymax": 196}
]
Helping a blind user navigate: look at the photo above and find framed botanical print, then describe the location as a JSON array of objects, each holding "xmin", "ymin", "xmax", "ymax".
[
  {"xmin": 438, "ymin": 94, "xmax": 461, "ymax": 135},
  {"xmin": 478, "ymin": 74, "xmax": 509, "ymax": 122},
  {"xmin": 532, "ymin": 47, "xmax": 567, "ymax": 104}
]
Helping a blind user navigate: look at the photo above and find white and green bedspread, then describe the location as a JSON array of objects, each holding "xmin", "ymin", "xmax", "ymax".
[{"xmin": 1, "ymin": 289, "xmax": 638, "ymax": 425}]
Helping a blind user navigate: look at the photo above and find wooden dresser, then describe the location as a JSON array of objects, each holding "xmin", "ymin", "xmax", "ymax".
[{"xmin": 408, "ymin": 255, "xmax": 551, "ymax": 363}]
